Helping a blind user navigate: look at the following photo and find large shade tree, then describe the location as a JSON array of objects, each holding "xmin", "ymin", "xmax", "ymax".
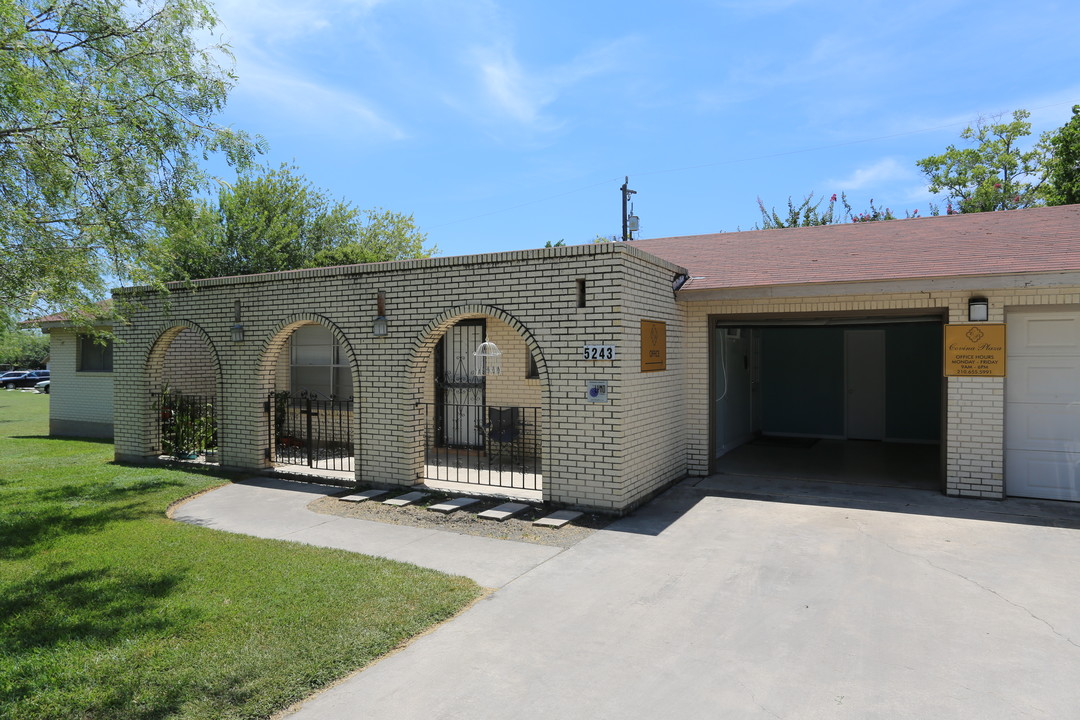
[
  {"xmin": 0, "ymin": 0, "xmax": 260, "ymax": 323},
  {"xmin": 157, "ymin": 163, "xmax": 436, "ymax": 281},
  {"xmin": 1044, "ymin": 105, "xmax": 1080, "ymax": 207},
  {"xmin": 916, "ymin": 110, "xmax": 1046, "ymax": 213}
]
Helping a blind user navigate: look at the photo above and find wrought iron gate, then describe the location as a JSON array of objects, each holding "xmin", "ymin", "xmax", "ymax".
[
  {"xmin": 267, "ymin": 391, "xmax": 354, "ymax": 472},
  {"xmin": 422, "ymin": 403, "xmax": 542, "ymax": 491},
  {"xmin": 152, "ymin": 389, "xmax": 218, "ymax": 462},
  {"xmin": 436, "ymin": 320, "xmax": 485, "ymax": 447}
]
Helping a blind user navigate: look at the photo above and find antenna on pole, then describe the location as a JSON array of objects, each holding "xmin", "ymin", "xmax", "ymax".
[{"xmin": 621, "ymin": 176, "xmax": 638, "ymax": 241}]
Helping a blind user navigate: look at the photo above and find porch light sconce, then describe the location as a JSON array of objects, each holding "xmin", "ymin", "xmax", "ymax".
[
  {"xmin": 474, "ymin": 340, "xmax": 502, "ymax": 376},
  {"xmin": 373, "ymin": 290, "xmax": 388, "ymax": 336},
  {"xmin": 968, "ymin": 297, "xmax": 989, "ymax": 322},
  {"xmin": 231, "ymin": 299, "xmax": 245, "ymax": 342}
]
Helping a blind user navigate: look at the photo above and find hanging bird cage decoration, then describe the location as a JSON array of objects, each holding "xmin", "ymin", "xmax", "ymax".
[{"xmin": 474, "ymin": 340, "xmax": 503, "ymax": 376}]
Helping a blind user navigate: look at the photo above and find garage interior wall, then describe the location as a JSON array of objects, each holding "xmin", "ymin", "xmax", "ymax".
[{"xmin": 714, "ymin": 322, "xmax": 941, "ymax": 454}]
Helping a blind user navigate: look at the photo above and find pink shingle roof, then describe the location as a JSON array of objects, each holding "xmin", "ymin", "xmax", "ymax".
[{"xmin": 632, "ymin": 205, "xmax": 1080, "ymax": 291}]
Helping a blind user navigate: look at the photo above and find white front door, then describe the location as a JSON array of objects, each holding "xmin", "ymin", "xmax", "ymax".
[
  {"xmin": 1006, "ymin": 310, "xmax": 1080, "ymax": 501},
  {"xmin": 845, "ymin": 329, "xmax": 885, "ymax": 440}
]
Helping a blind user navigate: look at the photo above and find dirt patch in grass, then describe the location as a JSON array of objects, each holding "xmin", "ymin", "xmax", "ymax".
[{"xmin": 307, "ymin": 490, "xmax": 613, "ymax": 549}]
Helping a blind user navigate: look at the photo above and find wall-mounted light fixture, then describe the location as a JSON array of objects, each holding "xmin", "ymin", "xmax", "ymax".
[
  {"xmin": 373, "ymin": 290, "xmax": 388, "ymax": 336},
  {"xmin": 474, "ymin": 340, "xmax": 502, "ymax": 376},
  {"xmin": 672, "ymin": 273, "xmax": 689, "ymax": 292},
  {"xmin": 968, "ymin": 297, "xmax": 989, "ymax": 322},
  {"xmin": 231, "ymin": 299, "xmax": 245, "ymax": 342}
]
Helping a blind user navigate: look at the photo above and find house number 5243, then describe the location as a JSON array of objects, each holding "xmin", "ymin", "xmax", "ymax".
[{"xmin": 582, "ymin": 345, "xmax": 616, "ymax": 361}]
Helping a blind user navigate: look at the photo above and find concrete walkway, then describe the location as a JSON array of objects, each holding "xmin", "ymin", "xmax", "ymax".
[
  {"xmin": 172, "ymin": 477, "xmax": 563, "ymax": 588},
  {"xmin": 175, "ymin": 476, "xmax": 1080, "ymax": 719}
]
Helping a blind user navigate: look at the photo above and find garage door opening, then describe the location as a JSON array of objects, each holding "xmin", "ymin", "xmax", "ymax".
[{"xmin": 710, "ymin": 316, "xmax": 943, "ymax": 491}]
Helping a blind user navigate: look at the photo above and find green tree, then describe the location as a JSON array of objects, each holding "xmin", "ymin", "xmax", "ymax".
[
  {"xmin": 159, "ymin": 164, "xmax": 435, "ymax": 279},
  {"xmin": 312, "ymin": 209, "xmax": 435, "ymax": 268},
  {"xmin": 0, "ymin": 327, "xmax": 49, "ymax": 369},
  {"xmin": 1044, "ymin": 105, "xmax": 1080, "ymax": 206},
  {"xmin": 916, "ymin": 109, "xmax": 1046, "ymax": 213},
  {"xmin": 0, "ymin": 0, "xmax": 260, "ymax": 323}
]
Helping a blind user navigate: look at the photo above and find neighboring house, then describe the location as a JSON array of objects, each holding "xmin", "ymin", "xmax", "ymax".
[
  {"xmin": 83, "ymin": 205, "xmax": 1080, "ymax": 511},
  {"xmin": 32, "ymin": 312, "xmax": 115, "ymax": 439}
]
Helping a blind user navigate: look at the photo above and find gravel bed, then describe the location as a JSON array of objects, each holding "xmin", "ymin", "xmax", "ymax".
[{"xmin": 307, "ymin": 488, "xmax": 612, "ymax": 548}]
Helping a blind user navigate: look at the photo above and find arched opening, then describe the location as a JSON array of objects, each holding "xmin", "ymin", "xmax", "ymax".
[
  {"xmin": 258, "ymin": 317, "xmax": 359, "ymax": 483},
  {"xmin": 145, "ymin": 324, "xmax": 222, "ymax": 464},
  {"xmin": 409, "ymin": 307, "xmax": 548, "ymax": 500}
]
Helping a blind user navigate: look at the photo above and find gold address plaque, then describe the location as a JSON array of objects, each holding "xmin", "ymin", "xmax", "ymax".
[
  {"xmin": 943, "ymin": 324, "xmax": 1006, "ymax": 377},
  {"xmin": 641, "ymin": 320, "xmax": 667, "ymax": 372}
]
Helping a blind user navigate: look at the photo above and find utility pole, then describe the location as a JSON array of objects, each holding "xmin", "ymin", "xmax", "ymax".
[{"xmin": 621, "ymin": 176, "xmax": 637, "ymax": 241}]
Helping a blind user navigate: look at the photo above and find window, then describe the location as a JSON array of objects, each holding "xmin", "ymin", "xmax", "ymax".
[
  {"xmin": 78, "ymin": 336, "xmax": 113, "ymax": 372},
  {"xmin": 290, "ymin": 324, "xmax": 351, "ymax": 400},
  {"xmin": 526, "ymin": 353, "xmax": 539, "ymax": 379}
]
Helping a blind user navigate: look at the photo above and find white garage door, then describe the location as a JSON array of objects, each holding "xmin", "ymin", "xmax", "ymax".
[{"xmin": 1006, "ymin": 309, "xmax": 1080, "ymax": 501}]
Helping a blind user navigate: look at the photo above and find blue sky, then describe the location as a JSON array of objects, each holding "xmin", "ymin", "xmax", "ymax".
[{"xmin": 207, "ymin": 0, "xmax": 1080, "ymax": 258}]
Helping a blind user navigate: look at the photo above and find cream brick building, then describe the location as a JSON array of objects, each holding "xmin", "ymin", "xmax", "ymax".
[{"xmin": 103, "ymin": 204, "xmax": 1080, "ymax": 512}]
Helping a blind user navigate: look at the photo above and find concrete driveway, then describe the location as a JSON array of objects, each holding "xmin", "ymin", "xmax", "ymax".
[{"xmin": 175, "ymin": 476, "xmax": 1080, "ymax": 719}]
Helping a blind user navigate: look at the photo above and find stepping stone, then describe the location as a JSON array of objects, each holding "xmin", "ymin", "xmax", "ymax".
[
  {"xmin": 428, "ymin": 497, "xmax": 480, "ymax": 514},
  {"xmin": 478, "ymin": 502, "xmax": 530, "ymax": 522},
  {"xmin": 533, "ymin": 510, "xmax": 583, "ymax": 528},
  {"xmin": 340, "ymin": 489, "xmax": 388, "ymax": 503},
  {"xmin": 383, "ymin": 491, "xmax": 428, "ymax": 507}
]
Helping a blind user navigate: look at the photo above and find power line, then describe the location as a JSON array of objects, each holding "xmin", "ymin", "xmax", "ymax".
[{"xmin": 426, "ymin": 100, "xmax": 1076, "ymax": 231}]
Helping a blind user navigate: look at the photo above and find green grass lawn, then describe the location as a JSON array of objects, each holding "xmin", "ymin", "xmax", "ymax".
[{"xmin": 0, "ymin": 391, "xmax": 482, "ymax": 720}]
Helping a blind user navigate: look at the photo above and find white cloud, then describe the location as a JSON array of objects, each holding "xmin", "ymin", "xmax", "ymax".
[
  {"xmin": 464, "ymin": 38, "xmax": 630, "ymax": 133},
  {"xmin": 472, "ymin": 44, "xmax": 548, "ymax": 127},
  {"xmin": 209, "ymin": 0, "xmax": 404, "ymax": 142},
  {"xmin": 827, "ymin": 158, "xmax": 914, "ymax": 191},
  {"xmin": 237, "ymin": 55, "xmax": 406, "ymax": 141},
  {"xmin": 214, "ymin": 0, "xmax": 386, "ymax": 45}
]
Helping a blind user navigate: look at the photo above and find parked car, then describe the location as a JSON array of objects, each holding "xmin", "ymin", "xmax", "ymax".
[
  {"xmin": 2, "ymin": 370, "xmax": 49, "ymax": 389},
  {"xmin": 1, "ymin": 371, "xmax": 30, "ymax": 389},
  {"xmin": 35, "ymin": 379, "xmax": 50, "ymax": 394}
]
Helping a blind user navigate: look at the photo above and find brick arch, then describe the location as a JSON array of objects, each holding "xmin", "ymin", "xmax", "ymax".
[
  {"xmin": 407, "ymin": 304, "xmax": 548, "ymax": 392},
  {"xmin": 256, "ymin": 313, "xmax": 360, "ymax": 400},
  {"xmin": 144, "ymin": 320, "xmax": 223, "ymax": 397},
  {"xmin": 406, "ymin": 305, "xmax": 549, "ymax": 499},
  {"xmin": 255, "ymin": 313, "xmax": 361, "ymax": 481},
  {"xmin": 141, "ymin": 320, "xmax": 224, "ymax": 458}
]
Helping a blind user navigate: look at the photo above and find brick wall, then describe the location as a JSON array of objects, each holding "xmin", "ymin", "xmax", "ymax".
[
  {"xmin": 113, "ymin": 243, "xmax": 687, "ymax": 513},
  {"xmin": 161, "ymin": 328, "xmax": 216, "ymax": 396},
  {"xmin": 616, "ymin": 259, "xmax": 688, "ymax": 509}
]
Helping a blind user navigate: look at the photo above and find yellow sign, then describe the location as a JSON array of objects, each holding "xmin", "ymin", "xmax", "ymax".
[
  {"xmin": 641, "ymin": 320, "xmax": 667, "ymax": 372},
  {"xmin": 943, "ymin": 324, "xmax": 1006, "ymax": 377}
]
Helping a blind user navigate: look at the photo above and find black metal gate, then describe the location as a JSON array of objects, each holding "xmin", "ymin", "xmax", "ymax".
[
  {"xmin": 152, "ymin": 390, "xmax": 218, "ymax": 463},
  {"xmin": 422, "ymin": 403, "xmax": 541, "ymax": 491},
  {"xmin": 267, "ymin": 391, "xmax": 354, "ymax": 472},
  {"xmin": 435, "ymin": 320, "xmax": 486, "ymax": 448}
]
